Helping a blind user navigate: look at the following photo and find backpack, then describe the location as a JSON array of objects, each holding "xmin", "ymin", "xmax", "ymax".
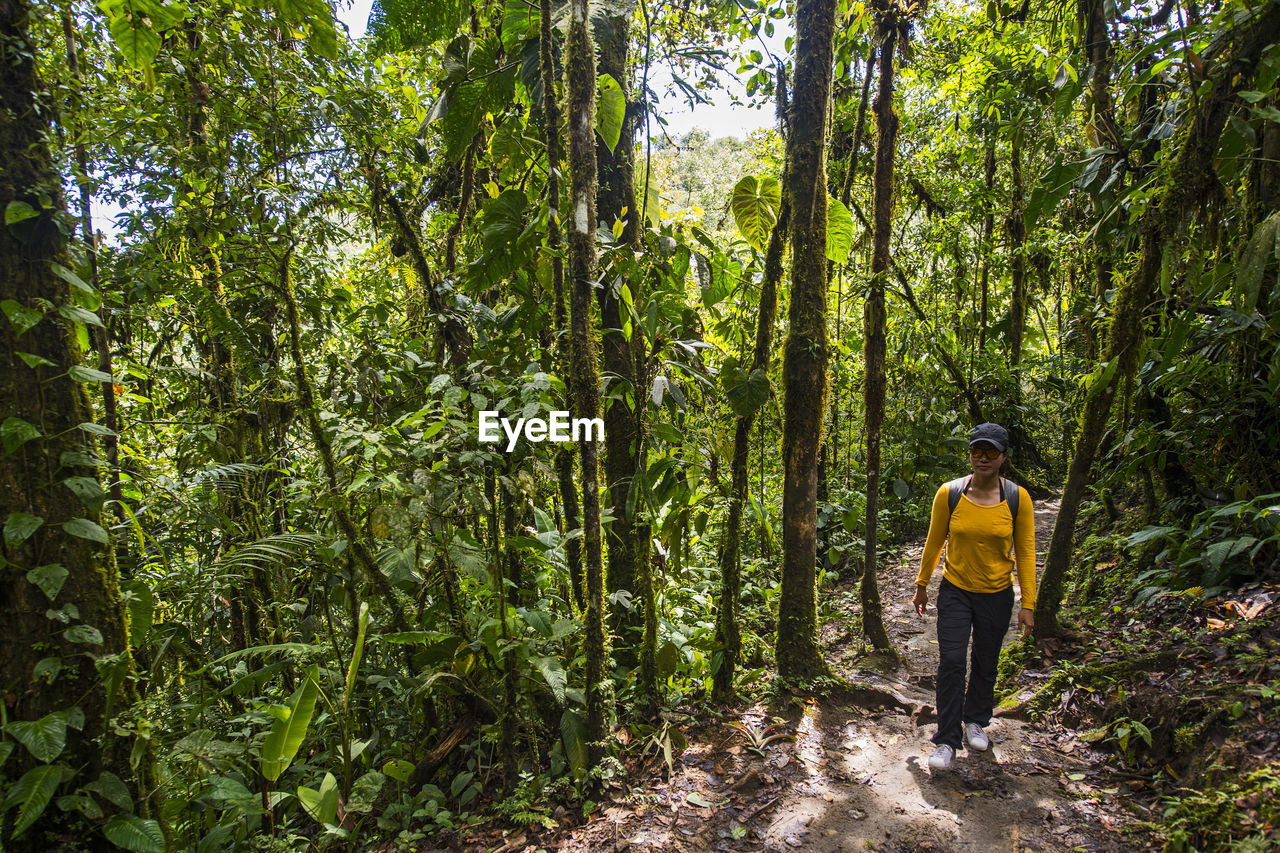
[{"xmin": 946, "ymin": 475, "xmax": 1020, "ymax": 556}]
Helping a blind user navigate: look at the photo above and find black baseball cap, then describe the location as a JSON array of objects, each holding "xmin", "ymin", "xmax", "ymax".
[{"xmin": 969, "ymin": 422, "xmax": 1009, "ymax": 452}]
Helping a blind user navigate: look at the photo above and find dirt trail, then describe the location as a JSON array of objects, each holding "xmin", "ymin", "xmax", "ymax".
[{"xmin": 545, "ymin": 496, "xmax": 1144, "ymax": 853}]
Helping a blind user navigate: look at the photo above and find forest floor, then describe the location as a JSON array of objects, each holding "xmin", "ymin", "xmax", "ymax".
[{"xmin": 438, "ymin": 497, "xmax": 1280, "ymax": 853}]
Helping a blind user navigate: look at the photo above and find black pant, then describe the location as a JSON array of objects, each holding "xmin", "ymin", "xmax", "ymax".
[{"xmin": 932, "ymin": 577, "xmax": 1014, "ymax": 750}]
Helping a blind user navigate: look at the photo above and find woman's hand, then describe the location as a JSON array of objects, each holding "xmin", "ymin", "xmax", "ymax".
[
  {"xmin": 1018, "ymin": 607, "xmax": 1034, "ymax": 638},
  {"xmin": 913, "ymin": 584, "xmax": 928, "ymax": 616}
]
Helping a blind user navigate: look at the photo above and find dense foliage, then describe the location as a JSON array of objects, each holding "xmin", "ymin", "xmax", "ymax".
[{"xmin": 1, "ymin": 0, "xmax": 1278, "ymax": 850}]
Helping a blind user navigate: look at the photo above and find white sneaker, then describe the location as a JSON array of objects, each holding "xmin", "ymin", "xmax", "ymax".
[
  {"xmin": 965, "ymin": 722, "xmax": 989, "ymax": 752},
  {"xmin": 928, "ymin": 744, "xmax": 955, "ymax": 770}
]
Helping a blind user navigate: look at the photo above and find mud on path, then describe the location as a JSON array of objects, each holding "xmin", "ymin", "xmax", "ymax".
[{"xmin": 537, "ymin": 496, "xmax": 1149, "ymax": 853}]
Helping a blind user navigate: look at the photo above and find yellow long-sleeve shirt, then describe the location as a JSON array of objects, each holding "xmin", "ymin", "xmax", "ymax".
[{"xmin": 915, "ymin": 480, "xmax": 1037, "ymax": 610}]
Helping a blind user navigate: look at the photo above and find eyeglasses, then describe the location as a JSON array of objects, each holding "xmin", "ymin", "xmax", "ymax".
[{"xmin": 970, "ymin": 447, "xmax": 1003, "ymax": 461}]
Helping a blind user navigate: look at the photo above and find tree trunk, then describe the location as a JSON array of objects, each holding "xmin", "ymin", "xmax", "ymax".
[
  {"xmin": 1035, "ymin": 1, "xmax": 1280, "ymax": 638},
  {"xmin": 714, "ymin": 191, "xmax": 791, "ymax": 700},
  {"xmin": 978, "ymin": 136, "xmax": 994, "ymax": 353},
  {"xmin": 595, "ymin": 17, "xmax": 655, "ymax": 695},
  {"xmin": 536, "ymin": 0, "xmax": 585, "ymax": 614},
  {"xmin": 1007, "ymin": 135, "xmax": 1027, "ymax": 367},
  {"xmin": 861, "ymin": 20, "xmax": 898, "ymax": 658},
  {"xmin": 564, "ymin": 0, "xmax": 610, "ymax": 760},
  {"xmin": 0, "ymin": 0, "xmax": 154, "ymax": 842},
  {"xmin": 776, "ymin": 0, "xmax": 838, "ymax": 684}
]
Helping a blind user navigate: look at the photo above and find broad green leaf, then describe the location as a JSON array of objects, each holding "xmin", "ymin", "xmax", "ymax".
[
  {"xmin": 69, "ymin": 365, "xmax": 113, "ymax": 384},
  {"xmin": 84, "ymin": 771, "xmax": 133, "ymax": 811},
  {"xmin": 382, "ymin": 758, "xmax": 414, "ymax": 782},
  {"xmin": 530, "ymin": 655, "xmax": 567, "ymax": 705},
  {"xmin": 0, "ymin": 741, "xmax": 13, "ymax": 767},
  {"xmin": 60, "ymin": 304, "xmax": 104, "ymax": 328},
  {"xmin": 730, "ymin": 175, "xmax": 781, "ymax": 251},
  {"xmin": 26, "ymin": 563, "xmax": 69, "ymax": 601},
  {"xmin": 121, "ymin": 579, "xmax": 154, "ymax": 646},
  {"xmin": 826, "ymin": 196, "xmax": 854, "ymax": 262},
  {"xmin": 204, "ymin": 775, "xmax": 254, "ymax": 804},
  {"xmin": 596, "ymin": 74, "xmax": 625, "ymax": 154},
  {"xmin": 49, "ymin": 262, "xmax": 94, "ymax": 296},
  {"xmin": 2, "ymin": 417, "xmax": 41, "ymax": 453},
  {"xmin": 724, "ymin": 366, "xmax": 770, "ymax": 418},
  {"xmin": 64, "ymin": 624, "xmax": 104, "ymax": 645},
  {"xmin": 5, "ymin": 200, "xmax": 38, "ymax": 225},
  {"xmin": 106, "ymin": 11, "xmax": 162, "ymax": 68},
  {"xmin": 3, "ymin": 764, "xmax": 63, "ymax": 838},
  {"xmin": 4, "ymin": 512, "xmax": 43, "ymax": 546},
  {"xmin": 1, "ymin": 299, "xmax": 43, "ymax": 336},
  {"xmin": 561, "ymin": 709, "xmax": 588, "ymax": 781},
  {"xmin": 1025, "ymin": 155, "xmax": 1082, "ymax": 232},
  {"xmin": 4, "ymin": 711, "xmax": 68, "ymax": 762},
  {"xmin": 344, "ymin": 602, "xmax": 369, "ymax": 713},
  {"xmin": 102, "ymin": 814, "xmax": 165, "ymax": 852},
  {"xmin": 17, "ymin": 352, "xmax": 56, "ymax": 369},
  {"xmin": 297, "ymin": 772, "xmax": 340, "ymax": 825},
  {"xmin": 261, "ymin": 666, "xmax": 320, "ymax": 781},
  {"xmin": 64, "ymin": 517, "xmax": 109, "ymax": 544},
  {"xmin": 523, "ymin": 609, "xmax": 553, "ymax": 637},
  {"xmin": 1236, "ymin": 213, "xmax": 1278, "ymax": 313},
  {"xmin": 64, "ymin": 476, "xmax": 107, "ymax": 511}
]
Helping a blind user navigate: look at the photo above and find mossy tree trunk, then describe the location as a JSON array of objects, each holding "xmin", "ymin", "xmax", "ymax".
[
  {"xmin": 537, "ymin": 0, "xmax": 585, "ymax": 615},
  {"xmin": 861, "ymin": 14, "xmax": 898, "ymax": 658},
  {"xmin": 0, "ymin": 0, "xmax": 153, "ymax": 841},
  {"xmin": 1035, "ymin": 1, "xmax": 1280, "ymax": 638},
  {"xmin": 595, "ymin": 15, "xmax": 655, "ymax": 696},
  {"xmin": 776, "ymin": 0, "xmax": 838, "ymax": 684},
  {"xmin": 564, "ymin": 0, "xmax": 610, "ymax": 760},
  {"xmin": 714, "ymin": 191, "xmax": 791, "ymax": 701}
]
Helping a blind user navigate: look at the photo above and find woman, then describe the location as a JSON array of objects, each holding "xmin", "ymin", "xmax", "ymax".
[{"xmin": 912, "ymin": 422, "xmax": 1036, "ymax": 770}]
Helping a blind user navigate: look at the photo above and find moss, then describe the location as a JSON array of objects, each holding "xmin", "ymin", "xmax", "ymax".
[{"xmin": 1159, "ymin": 767, "xmax": 1280, "ymax": 852}]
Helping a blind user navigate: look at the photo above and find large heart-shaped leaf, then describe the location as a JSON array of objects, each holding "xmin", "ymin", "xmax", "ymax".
[{"xmin": 730, "ymin": 175, "xmax": 781, "ymax": 251}]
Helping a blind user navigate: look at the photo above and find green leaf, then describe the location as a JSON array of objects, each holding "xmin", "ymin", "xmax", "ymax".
[
  {"xmin": 651, "ymin": 422, "xmax": 683, "ymax": 445},
  {"xmin": 596, "ymin": 73, "xmax": 625, "ymax": 154},
  {"xmin": 1236, "ymin": 213, "xmax": 1278, "ymax": 313},
  {"xmin": 0, "ymin": 741, "xmax": 13, "ymax": 767},
  {"xmin": 49, "ymin": 262, "xmax": 94, "ymax": 297},
  {"xmin": 106, "ymin": 10, "xmax": 162, "ymax": 68},
  {"xmin": 297, "ymin": 772, "xmax": 340, "ymax": 825},
  {"xmin": 64, "ymin": 517, "xmax": 109, "ymax": 544},
  {"xmin": 26, "ymin": 564, "xmax": 69, "ymax": 602},
  {"xmin": 77, "ymin": 421, "xmax": 117, "ymax": 437},
  {"xmin": 69, "ymin": 365, "xmax": 113, "ymax": 384},
  {"xmin": 64, "ymin": 476, "xmax": 107, "ymax": 511},
  {"xmin": 2, "ymin": 417, "xmax": 42, "ymax": 453},
  {"xmin": 530, "ymin": 655, "xmax": 567, "ymax": 705},
  {"xmin": 344, "ymin": 602, "xmax": 369, "ymax": 713},
  {"xmin": 60, "ymin": 304, "xmax": 104, "ymax": 328},
  {"xmin": 523, "ymin": 609, "xmax": 553, "ymax": 637},
  {"xmin": 730, "ymin": 175, "xmax": 781, "ymax": 251},
  {"xmin": 64, "ymin": 624, "xmax": 104, "ymax": 645},
  {"xmin": 441, "ymin": 81, "xmax": 485, "ymax": 162},
  {"xmin": 121, "ymin": 579, "xmax": 154, "ymax": 646},
  {"xmin": 204, "ymin": 775, "xmax": 254, "ymax": 804},
  {"xmin": 85, "ymin": 771, "xmax": 133, "ymax": 811},
  {"xmin": 561, "ymin": 709, "xmax": 588, "ymax": 781},
  {"xmin": 382, "ymin": 758, "xmax": 414, "ymax": 783},
  {"xmin": 5, "ymin": 200, "xmax": 39, "ymax": 225},
  {"xmin": 724, "ymin": 366, "xmax": 770, "ymax": 418},
  {"xmin": 3, "ymin": 764, "xmax": 63, "ymax": 838},
  {"xmin": 102, "ymin": 814, "xmax": 165, "ymax": 852},
  {"xmin": 4, "ymin": 711, "xmax": 69, "ymax": 762},
  {"xmin": 826, "ymin": 196, "xmax": 854, "ymax": 262},
  {"xmin": 1025, "ymin": 155, "xmax": 1082, "ymax": 232},
  {"xmin": 17, "ymin": 352, "xmax": 56, "ymax": 369},
  {"xmin": 4, "ymin": 512, "xmax": 44, "ymax": 546},
  {"xmin": 2, "ymin": 299, "xmax": 44, "ymax": 336},
  {"xmin": 260, "ymin": 666, "xmax": 320, "ymax": 781}
]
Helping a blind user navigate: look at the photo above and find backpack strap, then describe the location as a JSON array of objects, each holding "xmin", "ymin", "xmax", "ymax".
[
  {"xmin": 1004, "ymin": 477, "xmax": 1020, "ymax": 557},
  {"xmin": 946, "ymin": 476, "xmax": 970, "ymax": 516}
]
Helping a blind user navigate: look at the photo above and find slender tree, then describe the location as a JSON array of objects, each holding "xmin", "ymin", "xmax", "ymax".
[
  {"xmin": 563, "ymin": 0, "xmax": 610, "ymax": 758},
  {"xmin": 861, "ymin": 7, "xmax": 900, "ymax": 657},
  {"xmin": 776, "ymin": 0, "xmax": 839, "ymax": 683}
]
